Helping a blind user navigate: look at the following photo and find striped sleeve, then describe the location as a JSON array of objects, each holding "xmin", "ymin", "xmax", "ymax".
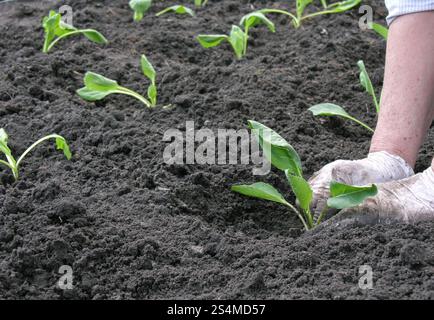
[{"xmin": 386, "ymin": 0, "xmax": 434, "ymax": 25}]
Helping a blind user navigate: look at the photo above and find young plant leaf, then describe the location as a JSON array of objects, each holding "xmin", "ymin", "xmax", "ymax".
[
  {"xmin": 358, "ymin": 60, "xmax": 380, "ymax": 113},
  {"xmin": 370, "ymin": 22, "xmax": 388, "ymax": 40},
  {"xmin": 197, "ymin": 35, "xmax": 229, "ymax": 48},
  {"xmin": 285, "ymin": 172, "xmax": 312, "ymax": 212},
  {"xmin": 140, "ymin": 54, "xmax": 157, "ymax": 106},
  {"xmin": 148, "ymin": 84, "xmax": 157, "ymax": 106},
  {"xmin": 0, "ymin": 128, "xmax": 9, "ymax": 145},
  {"xmin": 141, "ymin": 54, "xmax": 156, "ymax": 84},
  {"xmin": 309, "ymin": 103, "xmax": 374, "ymax": 133},
  {"xmin": 0, "ymin": 129, "xmax": 15, "ymax": 171},
  {"xmin": 327, "ymin": 182, "xmax": 378, "ymax": 209},
  {"xmin": 42, "ymin": 10, "xmax": 107, "ymax": 53},
  {"xmin": 248, "ymin": 120, "xmax": 302, "ymax": 176},
  {"xmin": 0, "ymin": 129, "xmax": 71, "ymax": 181},
  {"xmin": 81, "ymin": 30, "xmax": 108, "ymax": 44},
  {"xmin": 300, "ymin": 0, "xmax": 361, "ymax": 25},
  {"xmin": 228, "ymin": 25, "xmax": 247, "ymax": 59},
  {"xmin": 240, "ymin": 11, "xmax": 276, "ymax": 32},
  {"xmin": 231, "ymin": 182, "xmax": 290, "ymax": 206},
  {"xmin": 77, "ymin": 72, "xmax": 151, "ymax": 107},
  {"xmin": 156, "ymin": 5, "xmax": 195, "ymax": 17},
  {"xmin": 129, "ymin": 0, "xmax": 152, "ymax": 21},
  {"xmin": 83, "ymin": 72, "xmax": 119, "ymax": 91},
  {"xmin": 194, "ymin": 0, "xmax": 208, "ymax": 7},
  {"xmin": 296, "ymin": 0, "xmax": 313, "ymax": 20},
  {"xmin": 54, "ymin": 136, "xmax": 72, "ymax": 160},
  {"xmin": 321, "ymin": 0, "xmax": 361, "ymax": 13}
]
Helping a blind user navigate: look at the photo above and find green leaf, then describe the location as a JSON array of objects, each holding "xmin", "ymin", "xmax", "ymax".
[
  {"xmin": 140, "ymin": 54, "xmax": 156, "ymax": 84},
  {"xmin": 0, "ymin": 129, "xmax": 14, "ymax": 163},
  {"xmin": 0, "ymin": 128, "xmax": 8, "ymax": 145},
  {"xmin": 240, "ymin": 11, "xmax": 276, "ymax": 32},
  {"xmin": 285, "ymin": 172, "xmax": 313, "ymax": 212},
  {"xmin": 296, "ymin": 0, "xmax": 313, "ymax": 19},
  {"xmin": 323, "ymin": 0, "xmax": 361, "ymax": 13},
  {"xmin": 228, "ymin": 25, "xmax": 247, "ymax": 59},
  {"xmin": 83, "ymin": 72, "xmax": 119, "ymax": 91},
  {"xmin": 156, "ymin": 5, "xmax": 195, "ymax": 17},
  {"xmin": 309, "ymin": 103, "xmax": 374, "ymax": 132},
  {"xmin": 42, "ymin": 10, "xmax": 107, "ymax": 53},
  {"xmin": 76, "ymin": 87, "xmax": 112, "ymax": 101},
  {"xmin": 148, "ymin": 84, "xmax": 157, "ymax": 106},
  {"xmin": 231, "ymin": 182, "xmax": 289, "ymax": 206},
  {"xmin": 77, "ymin": 72, "xmax": 151, "ymax": 107},
  {"xmin": 327, "ymin": 182, "xmax": 378, "ymax": 209},
  {"xmin": 358, "ymin": 60, "xmax": 379, "ymax": 113},
  {"xmin": 55, "ymin": 136, "xmax": 72, "ymax": 160},
  {"xmin": 248, "ymin": 120, "xmax": 302, "ymax": 176},
  {"xmin": 370, "ymin": 22, "xmax": 388, "ymax": 40},
  {"xmin": 194, "ymin": 0, "xmax": 208, "ymax": 7},
  {"xmin": 197, "ymin": 35, "xmax": 228, "ymax": 48},
  {"xmin": 129, "ymin": 0, "xmax": 152, "ymax": 21},
  {"xmin": 42, "ymin": 12, "xmax": 61, "ymax": 52},
  {"xmin": 82, "ymin": 30, "xmax": 108, "ymax": 44},
  {"xmin": 309, "ymin": 103, "xmax": 351, "ymax": 118},
  {"xmin": 358, "ymin": 60, "xmax": 375, "ymax": 98}
]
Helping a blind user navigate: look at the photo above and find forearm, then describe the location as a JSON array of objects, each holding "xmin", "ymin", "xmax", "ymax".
[{"xmin": 370, "ymin": 11, "xmax": 434, "ymax": 167}]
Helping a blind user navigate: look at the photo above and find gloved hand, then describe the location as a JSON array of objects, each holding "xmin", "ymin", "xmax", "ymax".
[
  {"xmin": 322, "ymin": 167, "xmax": 434, "ymax": 227},
  {"xmin": 308, "ymin": 151, "xmax": 414, "ymax": 217}
]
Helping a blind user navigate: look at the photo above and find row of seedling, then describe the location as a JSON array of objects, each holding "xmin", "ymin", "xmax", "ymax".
[{"xmin": 197, "ymin": 0, "xmax": 362, "ymax": 59}]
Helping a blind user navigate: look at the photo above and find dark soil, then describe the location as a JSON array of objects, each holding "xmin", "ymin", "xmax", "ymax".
[{"xmin": 0, "ymin": 0, "xmax": 433, "ymax": 300}]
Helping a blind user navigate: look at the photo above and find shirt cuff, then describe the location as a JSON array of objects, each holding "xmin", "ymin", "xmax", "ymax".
[{"xmin": 385, "ymin": 0, "xmax": 434, "ymax": 25}]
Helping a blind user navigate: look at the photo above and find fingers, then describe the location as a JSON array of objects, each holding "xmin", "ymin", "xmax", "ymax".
[{"xmin": 321, "ymin": 207, "xmax": 381, "ymax": 229}]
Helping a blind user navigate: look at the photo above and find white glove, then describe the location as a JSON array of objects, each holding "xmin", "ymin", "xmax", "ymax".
[
  {"xmin": 322, "ymin": 167, "xmax": 434, "ymax": 227},
  {"xmin": 308, "ymin": 151, "xmax": 414, "ymax": 215}
]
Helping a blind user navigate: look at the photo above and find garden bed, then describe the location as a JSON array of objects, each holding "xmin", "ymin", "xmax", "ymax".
[{"xmin": 0, "ymin": 0, "xmax": 433, "ymax": 299}]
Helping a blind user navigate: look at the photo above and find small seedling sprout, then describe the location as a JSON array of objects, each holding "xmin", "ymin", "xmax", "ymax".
[
  {"xmin": 358, "ymin": 60, "xmax": 380, "ymax": 113},
  {"xmin": 0, "ymin": 129, "xmax": 71, "ymax": 181},
  {"xmin": 77, "ymin": 54, "xmax": 157, "ymax": 108},
  {"xmin": 129, "ymin": 0, "xmax": 152, "ymax": 22},
  {"xmin": 140, "ymin": 54, "xmax": 157, "ymax": 107},
  {"xmin": 42, "ymin": 10, "xmax": 107, "ymax": 53},
  {"xmin": 194, "ymin": 0, "xmax": 208, "ymax": 7},
  {"xmin": 258, "ymin": 0, "xmax": 361, "ymax": 29},
  {"xmin": 309, "ymin": 60, "xmax": 380, "ymax": 133},
  {"xmin": 231, "ymin": 121, "xmax": 377, "ymax": 230},
  {"xmin": 156, "ymin": 5, "xmax": 195, "ymax": 17},
  {"xmin": 197, "ymin": 13, "xmax": 275, "ymax": 59}
]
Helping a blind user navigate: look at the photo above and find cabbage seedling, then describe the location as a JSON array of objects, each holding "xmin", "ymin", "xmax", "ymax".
[
  {"xmin": 129, "ymin": 0, "xmax": 152, "ymax": 21},
  {"xmin": 140, "ymin": 54, "xmax": 157, "ymax": 106},
  {"xmin": 42, "ymin": 10, "xmax": 107, "ymax": 53},
  {"xmin": 197, "ymin": 12, "xmax": 274, "ymax": 59},
  {"xmin": 194, "ymin": 0, "xmax": 208, "ymax": 7},
  {"xmin": 309, "ymin": 60, "xmax": 379, "ymax": 132},
  {"xmin": 0, "ymin": 129, "xmax": 71, "ymax": 181},
  {"xmin": 77, "ymin": 54, "xmax": 157, "ymax": 108},
  {"xmin": 239, "ymin": 11, "xmax": 275, "ymax": 56},
  {"xmin": 259, "ymin": 0, "xmax": 361, "ymax": 28},
  {"xmin": 197, "ymin": 25, "xmax": 247, "ymax": 59},
  {"xmin": 231, "ymin": 121, "xmax": 378, "ymax": 230},
  {"xmin": 156, "ymin": 5, "xmax": 195, "ymax": 17}
]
